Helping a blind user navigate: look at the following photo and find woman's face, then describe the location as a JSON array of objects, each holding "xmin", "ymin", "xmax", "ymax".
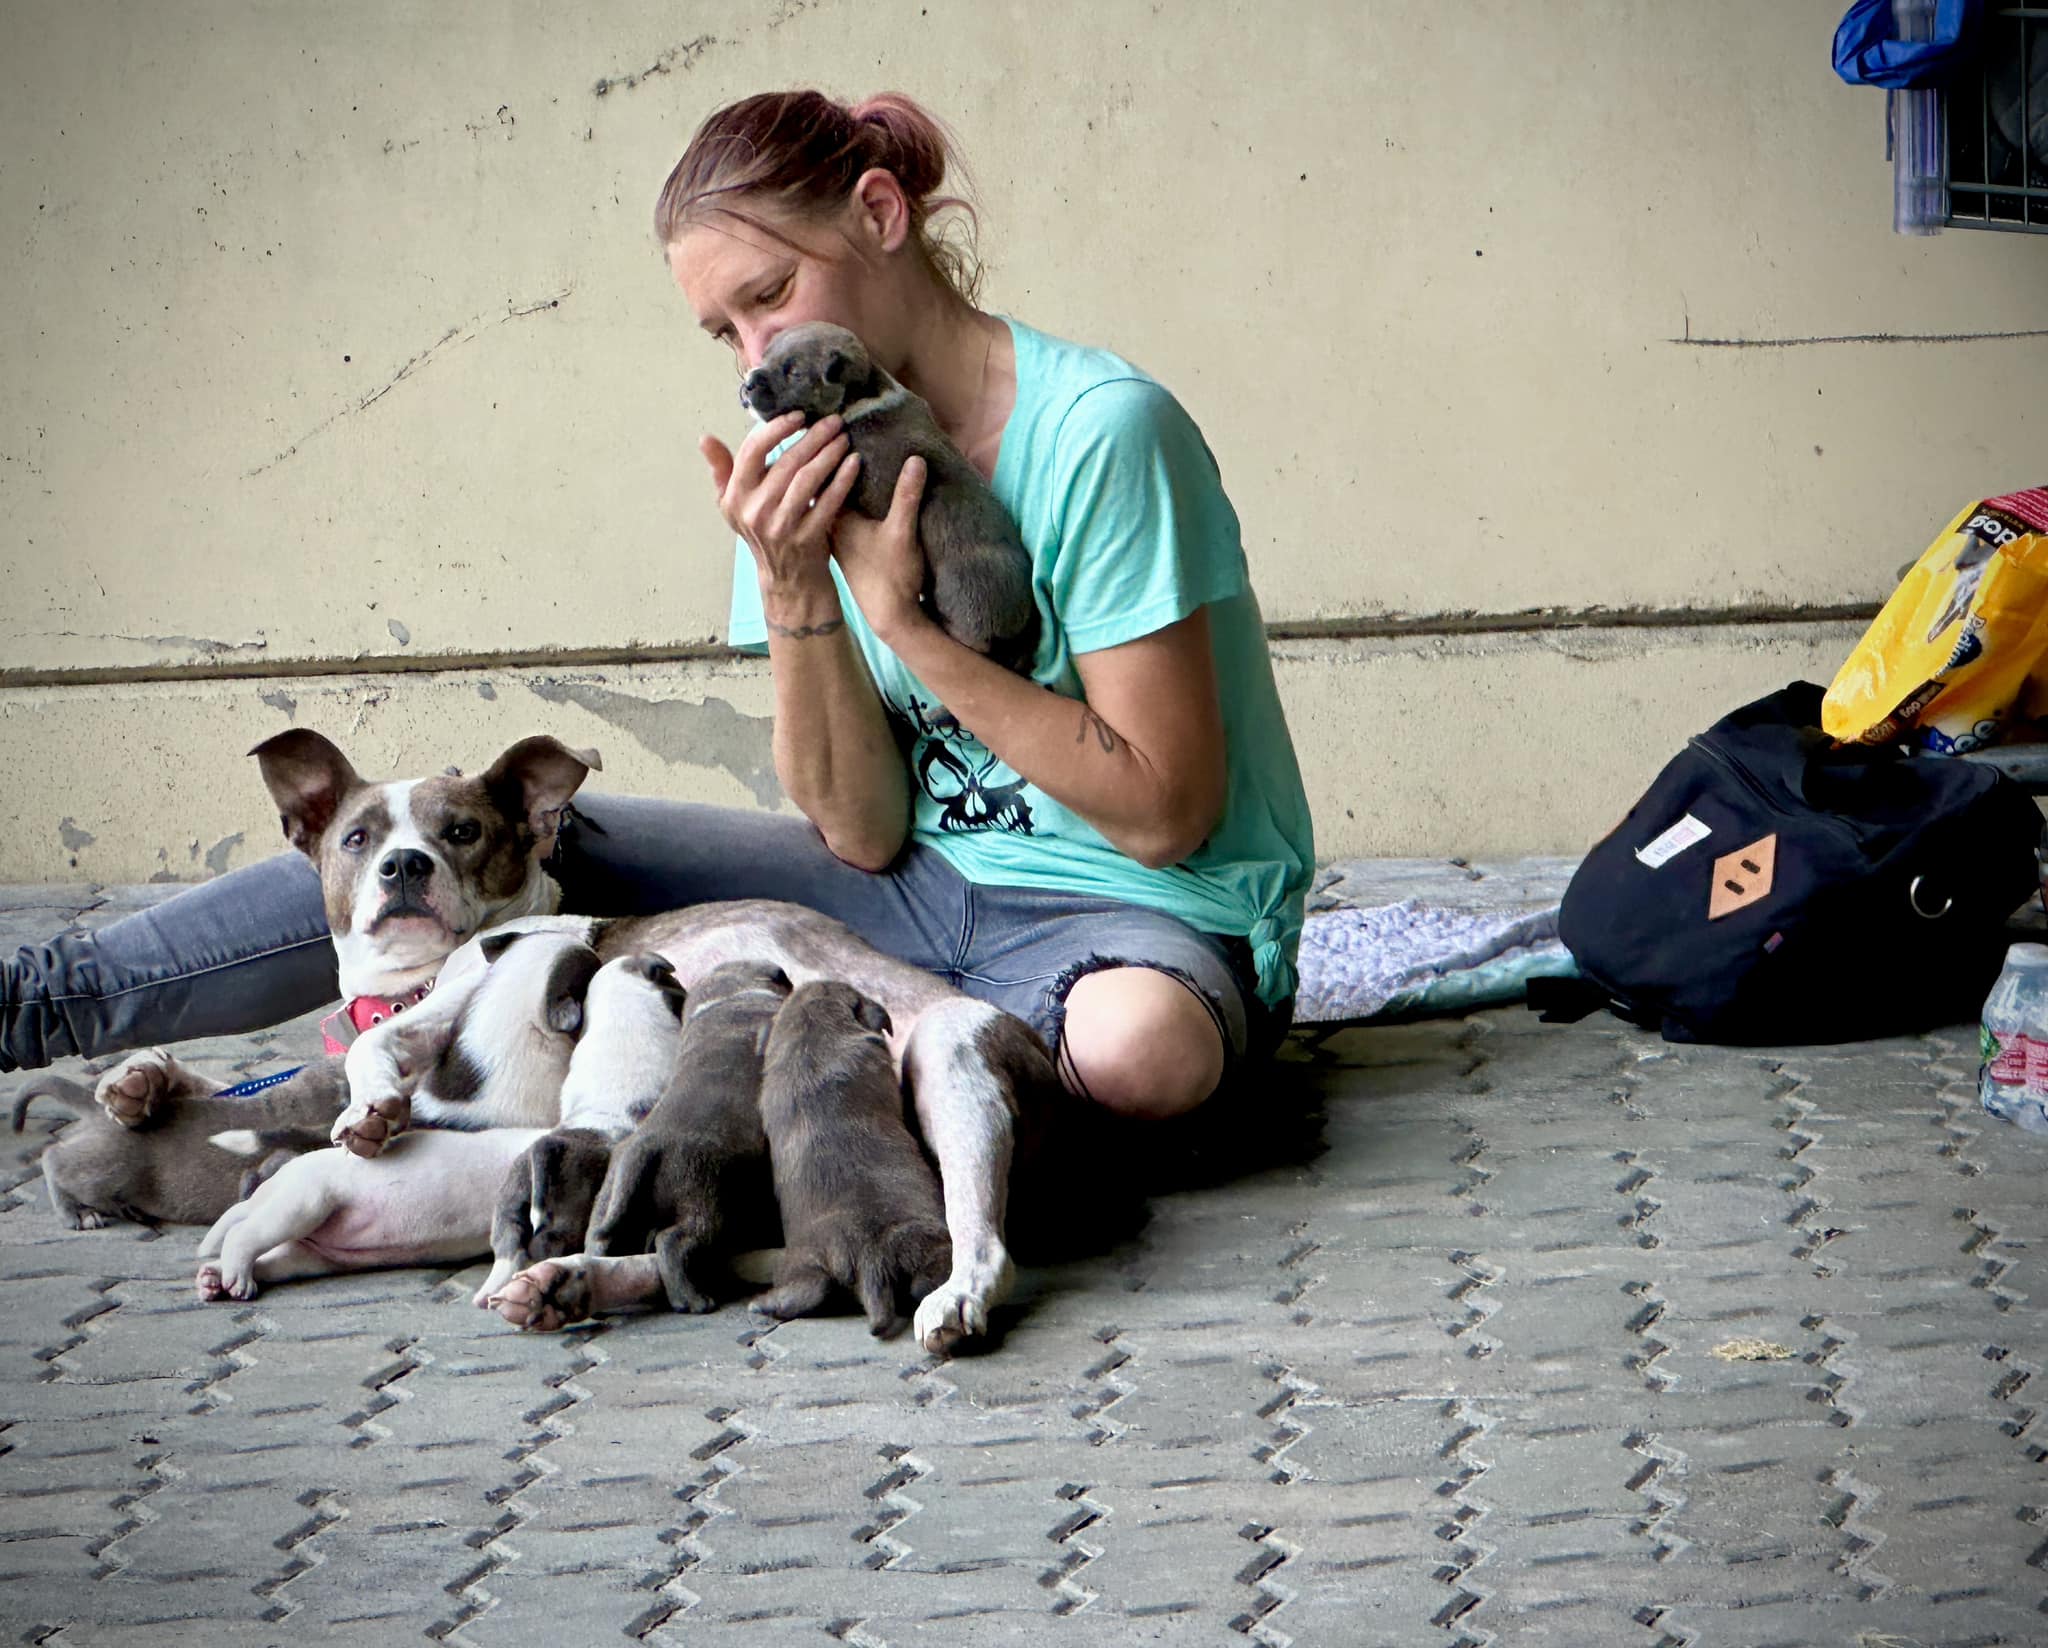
[{"xmin": 669, "ymin": 211, "xmax": 880, "ymax": 376}]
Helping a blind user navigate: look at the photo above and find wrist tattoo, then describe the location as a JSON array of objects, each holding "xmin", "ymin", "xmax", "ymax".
[
  {"xmin": 1076, "ymin": 704, "xmax": 1120, "ymax": 754},
  {"xmin": 766, "ymin": 616, "xmax": 846, "ymax": 640}
]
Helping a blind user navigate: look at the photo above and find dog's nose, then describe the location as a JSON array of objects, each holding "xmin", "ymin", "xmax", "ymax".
[
  {"xmin": 379, "ymin": 848, "xmax": 434, "ymax": 887},
  {"xmin": 740, "ymin": 368, "xmax": 770, "ymax": 406}
]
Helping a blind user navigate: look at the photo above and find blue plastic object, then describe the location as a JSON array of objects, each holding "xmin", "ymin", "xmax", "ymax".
[{"xmin": 1834, "ymin": 0, "xmax": 1982, "ymax": 88}]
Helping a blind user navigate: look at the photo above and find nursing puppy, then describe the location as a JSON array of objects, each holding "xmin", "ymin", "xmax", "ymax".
[
  {"xmin": 193, "ymin": 929, "xmax": 610, "ymax": 1300},
  {"xmin": 474, "ymin": 952, "xmax": 692, "ymax": 1308},
  {"xmin": 741, "ymin": 322, "xmax": 1039, "ymax": 671},
  {"xmin": 582, "ymin": 959, "xmax": 790, "ymax": 1311},
  {"xmin": 753, "ymin": 981, "xmax": 952, "ymax": 1338},
  {"xmin": 12, "ymin": 1059, "xmax": 345, "ymax": 1229},
  {"xmin": 196, "ymin": 1126, "xmax": 547, "ymax": 1301}
]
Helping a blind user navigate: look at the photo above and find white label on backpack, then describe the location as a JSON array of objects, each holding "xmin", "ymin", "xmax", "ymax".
[{"xmin": 1635, "ymin": 812, "xmax": 1710, "ymax": 868}]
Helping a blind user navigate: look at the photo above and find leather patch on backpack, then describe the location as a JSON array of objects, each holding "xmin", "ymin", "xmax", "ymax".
[{"xmin": 1708, "ymin": 834, "xmax": 1777, "ymax": 920}]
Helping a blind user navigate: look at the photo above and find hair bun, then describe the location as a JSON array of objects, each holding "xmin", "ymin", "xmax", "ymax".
[{"xmin": 848, "ymin": 93, "xmax": 947, "ymax": 202}]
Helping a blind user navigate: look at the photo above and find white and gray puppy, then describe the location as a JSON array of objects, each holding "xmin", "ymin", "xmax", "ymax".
[
  {"xmin": 193, "ymin": 950, "xmax": 672, "ymax": 1307},
  {"xmin": 474, "ymin": 953, "xmax": 690, "ymax": 1308},
  {"xmin": 741, "ymin": 321, "xmax": 1039, "ymax": 672}
]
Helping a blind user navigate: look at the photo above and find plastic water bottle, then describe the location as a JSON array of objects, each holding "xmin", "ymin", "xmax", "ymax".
[{"xmin": 1979, "ymin": 943, "xmax": 2048, "ymax": 1132}]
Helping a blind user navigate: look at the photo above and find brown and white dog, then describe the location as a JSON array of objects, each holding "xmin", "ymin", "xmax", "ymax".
[{"xmin": 95, "ymin": 729, "xmax": 1055, "ymax": 1353}]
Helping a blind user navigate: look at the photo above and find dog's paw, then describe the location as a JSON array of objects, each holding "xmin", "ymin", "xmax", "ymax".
[
  {"xmin": 94, "ymin": 1048, "xmax": 183, "ymax": 1130},
  {"xmin": 332, "ymin": 1094, "xmax": 409, "ymax": 1158},
  {"xmin": 912, "ymin": 1242, "xmax": 1014, "ymax": 1355},
  {"xmin": 69, "ymin": 1208, "xmax": 110, "ymax": 1231},
  {"xmin": 195, "ymin": 1262, "xmax": 253, "ymax": 1302},
  {"xmin": 472, "ymin": 1257, "xmax": 519, "ymax": 1310},
  {"xmin": 491, "ymin": 1258, "xmax": 593, "ymax": 1332}
]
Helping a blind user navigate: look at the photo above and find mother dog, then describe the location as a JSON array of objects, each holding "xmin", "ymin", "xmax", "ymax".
[{"xmin": 99, "ymin": 728, "xmax": 1051, "ymax": 1353}]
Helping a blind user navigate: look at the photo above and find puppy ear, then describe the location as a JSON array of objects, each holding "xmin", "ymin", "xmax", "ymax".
[
  {"xmin": 481, "ymin": 736, "xmax": 603, "ymax": 855},
  {"xmin": 545, "ymin": 946, "xmax": 603, "ymax": 1035},
  {"xmin": 478, "ymin": 932, "xmax": 525, "ymax": 966},
  {"xmin": 765, "ymin": 966, "xmax": 792, "ymax": 994},
  {"xmin": 250, "ymin": 729, "xmax": 363, "ymax": 858},
  {"xmin": 854, "ymin": 996, "xmax": 893, "ymax": 1038}
]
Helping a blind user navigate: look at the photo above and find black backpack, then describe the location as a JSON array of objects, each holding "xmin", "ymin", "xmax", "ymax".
[{"xmin": 1536, "ymin": 682, "xmax": 2043, "ymax": 1045}]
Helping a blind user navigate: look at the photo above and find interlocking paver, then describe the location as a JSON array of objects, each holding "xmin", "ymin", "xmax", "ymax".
[{"xmin": 10, "ymin": 887, "xmax": 2048, "ymax": 1643}]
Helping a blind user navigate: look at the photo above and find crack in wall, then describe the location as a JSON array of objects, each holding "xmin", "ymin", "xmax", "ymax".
[{"xmin": 246, "ymin": 286, "xmax": 573, "ymax": 478}]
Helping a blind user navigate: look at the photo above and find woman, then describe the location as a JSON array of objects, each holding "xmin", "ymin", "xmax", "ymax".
[{"xmin": 1, "ymin": 90, "xmax": 1313, "ymax": 1124}]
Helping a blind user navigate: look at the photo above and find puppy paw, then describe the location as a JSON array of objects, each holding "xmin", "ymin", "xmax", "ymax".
[
  {"xmin": 70, "ymin": 1208, "xmax": 110, "ymax": 1231},
  {"xmin": 195, "ymin": 1263, "xmax": 253, "ymax": 1302},
  {"xmin": 491, "ymin": 1258, "xmax": 592, "ymax": 1332},
  {"xmin": 912, "ymin": 1243, "xmax": 1014, "ymax": 1355},
  {"xmin": 94, "ymin": 1048, "xmax": 183, "ymax": 1129},
  {"xmin": 332, "ymin": 1094, "xmax": 409, "ymax": 1158},
  {"xmin": 472, "ymin": 1257, "xmax": 519, "ymax": 1310}
]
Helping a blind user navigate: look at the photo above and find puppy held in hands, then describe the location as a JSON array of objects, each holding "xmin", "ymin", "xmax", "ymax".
[
  {"xmin": 12, "ymin": 1053, "xmax": 348, "ymax": 1229},
  {"xmin": 741, "ymin": 322, "xmax": 1039, "ymax": 671},
  {"xmin": 475, "ymin": 953, "xmax": 692, "ymax": 1308},
  {"xmin": 752, "ymin": 980, "xmax": 952, "ymax": 1338}
]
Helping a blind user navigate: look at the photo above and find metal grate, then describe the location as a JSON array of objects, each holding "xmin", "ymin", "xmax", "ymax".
[{"xmin": 1946, "ymin": 4, "xmax": 2048, "ymax": 232}]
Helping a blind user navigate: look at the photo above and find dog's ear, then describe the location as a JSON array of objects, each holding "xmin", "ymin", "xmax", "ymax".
[
  {"xmin": 249, "ymin": 730, "xmax": 363, "ymax": 858},
  {"xmin": 764, "ymin": 966, "xmax": 792, "ymax": 995},
  {"xmin": 853, "ymin": 995, "xmax": 893, "ymax": 1039},
  {"xmin": 478, "ymin": 932, "xmax": 525, "ymax": 966},
  {"xmin": 544, "ymin": 947, "xmax": 602, "ymax": 1037},
  {"xmin": 481, "ymin": 737, "xmax": 602, "ymax": 855}
]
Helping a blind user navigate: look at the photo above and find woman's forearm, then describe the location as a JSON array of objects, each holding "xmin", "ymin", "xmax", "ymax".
[
  {"xmin": 882, "ymin": 613, "xmax": 1221, "ymax": 870},
  {"xmin": 761, "ymin": 578, "xmax": 910, "ymax": 871}
]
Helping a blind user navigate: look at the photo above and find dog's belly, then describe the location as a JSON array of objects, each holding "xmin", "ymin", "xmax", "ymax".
[{"xmin": 602, "ymin": 901, "xmax": 962, "ymax": 1019}]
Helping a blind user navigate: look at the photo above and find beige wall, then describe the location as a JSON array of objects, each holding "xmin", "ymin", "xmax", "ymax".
[{"xmin": 2, "ymin": 0, "xmax": 2043, "ymax": 882}]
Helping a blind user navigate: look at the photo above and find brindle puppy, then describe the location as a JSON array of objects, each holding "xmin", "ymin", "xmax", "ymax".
[
  {"xmin": 752, "ymin": 980, "xmax": 952, "ymax": 1337},
  {"xmin": 740, "ymin": 322, "xmax": 1039, "ymax": 672},
  {"xmin": 580, "ymin": 960, "xmax": 791, "ymax": 1312}
]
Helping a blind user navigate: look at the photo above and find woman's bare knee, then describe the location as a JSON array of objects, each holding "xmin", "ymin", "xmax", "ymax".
[{"xmin": 1058, "ymin": 967, "xmax": 1225, "ymax": 1121}]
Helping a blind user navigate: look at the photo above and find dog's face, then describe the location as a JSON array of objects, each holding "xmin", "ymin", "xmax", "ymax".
[
  {"xmin": 738, "ymin": 323, "xmax": 880, "ymax": 424},
  {"xmin": 251, "ymin": 730, "xmax": 600, "ymax": 990}
]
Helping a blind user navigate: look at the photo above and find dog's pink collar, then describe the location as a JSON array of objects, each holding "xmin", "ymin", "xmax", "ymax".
[{"xmin": 321, "ymin": 978, "xmax": 435, "ymax": 1057}]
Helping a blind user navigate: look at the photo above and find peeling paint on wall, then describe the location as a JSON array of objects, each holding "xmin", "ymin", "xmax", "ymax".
[
  {"xmin": 57, "ymin": 818, "xmax": 95, "ymax": 852},
  {"xmin": 260, "ymin": 689, "xmax": 298, "ymax": 718},
  {"xmin": 388, "ymin": 619, "xmax": 412, "ymax": 646},
  {"xmin": 204, "ymin": 833, "xmax": 244, "ymax": 877},
  {"xmin": 477, "ymin": 682, "xmax": 497, "ymax": 700},
  {"xmin": 526, "ymin": 679, "xmax": 780, "ymax": 807}
]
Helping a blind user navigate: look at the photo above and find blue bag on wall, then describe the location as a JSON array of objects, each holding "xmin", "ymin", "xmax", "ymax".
[{"xmin": 1833, "ymin": 0, "xmax": 1982, "ymax": 88}]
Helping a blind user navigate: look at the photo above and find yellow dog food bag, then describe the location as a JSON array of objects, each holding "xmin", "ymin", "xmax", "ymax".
[{"xmin": 1823, "ymin": 488, "xmax": 2048, "ymax": 753}]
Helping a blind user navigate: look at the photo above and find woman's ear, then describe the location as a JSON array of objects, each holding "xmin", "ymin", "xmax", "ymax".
[{"xmin": 849, "ymin": 167, "xmax": 913, "ymax": 255}]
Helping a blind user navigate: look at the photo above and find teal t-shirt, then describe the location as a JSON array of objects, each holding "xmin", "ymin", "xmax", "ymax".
[{"xmin": 727, "ymin": 317, "xmax": 1314, "ymax": 1007}]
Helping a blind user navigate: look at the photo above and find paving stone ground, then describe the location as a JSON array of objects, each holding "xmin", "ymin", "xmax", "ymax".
[{"xmin": 5, "ymin": 883, "xmax": 2048, "ymax": 1645}]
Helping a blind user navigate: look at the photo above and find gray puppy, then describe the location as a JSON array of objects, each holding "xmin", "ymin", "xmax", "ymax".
[
  {"xmin": 581, "ymin": 959, "xmax": 792, "ymax": 1312},
  {"xmin": 11, "ymin": 1060, "xmax": 348, "ymax": 1229},
  {"xmin": 752, "ymin": 980, "xmax": 953, "ymax": 1337},
  {"xmin": 741, "ymin": 322, "xmax": 1039, "ymax": 672}
]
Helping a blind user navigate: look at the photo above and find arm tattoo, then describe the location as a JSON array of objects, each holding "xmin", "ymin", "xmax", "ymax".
[
  {"xmin": 765, "ymin": 616, "xmax": 846, "ymax": 640},
  {"xmin": 1076, "ymin": 703, "xmax": 1120, "ymax": 755}
]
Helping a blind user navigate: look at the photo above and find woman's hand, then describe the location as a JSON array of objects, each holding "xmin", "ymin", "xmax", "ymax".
[
  {"xmin": 831, "ymin": 455, "xmax": 929, "ymax": 645},
  {"xmin": 699, "ymin": 411, "xmax": 862, "ymax": 623}
]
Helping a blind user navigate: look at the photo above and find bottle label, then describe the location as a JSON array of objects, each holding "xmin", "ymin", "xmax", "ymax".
[{"xmin": 1985, "ymin": 1028, "xmax": 2048, "ymax": 1094}]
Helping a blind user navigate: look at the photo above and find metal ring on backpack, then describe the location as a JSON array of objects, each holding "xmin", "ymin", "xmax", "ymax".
[{"xmin": 1907, "ymin": 875, "xmax": 1953, "ymax": 919}]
